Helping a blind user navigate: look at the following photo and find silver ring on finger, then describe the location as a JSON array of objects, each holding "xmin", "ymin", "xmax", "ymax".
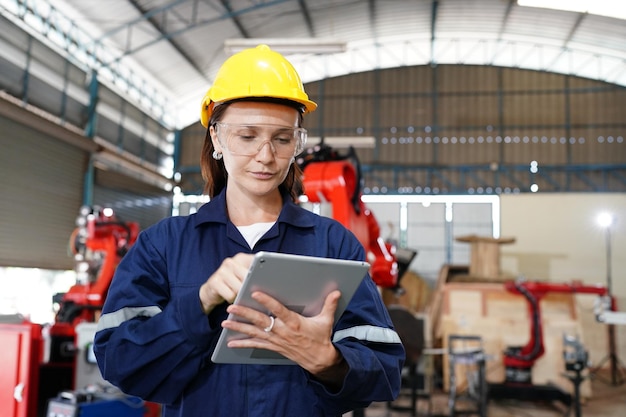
[{"xmin": 263, "ymin": 315, "xmax": 275, "ymax": 333}]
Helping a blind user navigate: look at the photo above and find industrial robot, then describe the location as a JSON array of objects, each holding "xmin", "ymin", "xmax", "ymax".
[
  {"xmin": 488, "ymin": 279, "xmax": 609, "ymax": 410},
  {"xmin": 0, "ymin": 205, "xmax": 161, "ymax": 417},
  {"xmin": 297, "ymin": 143, "xmax": 416, "ymax": 291}
]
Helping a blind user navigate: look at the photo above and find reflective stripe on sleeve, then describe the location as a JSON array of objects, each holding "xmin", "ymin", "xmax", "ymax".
[
  {"xmin": 332, "ymin": 325, "xmax": 402, "ymax": 344},
  {"xmin": 96, "ymin": 306, "xmax": 163, "ymax": 332}
]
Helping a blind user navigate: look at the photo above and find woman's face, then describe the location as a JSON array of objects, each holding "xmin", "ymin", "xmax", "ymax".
[{"xmin": 210, "ymin": 101, "xmax": 301, "ymax": 201}]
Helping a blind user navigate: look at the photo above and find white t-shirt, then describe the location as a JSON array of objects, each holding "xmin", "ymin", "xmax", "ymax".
[{"xmin": 237, "ymin": 222, "xmax": 275, "ymax": 249}]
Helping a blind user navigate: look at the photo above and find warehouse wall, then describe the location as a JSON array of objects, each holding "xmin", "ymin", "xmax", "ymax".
[
  {"xmin": 177, "ymin": 65, "xmax": 625, "ymax": 195},
  {"xmin": 306, "ymin": 65, "xmax": 625, "ymax": 170},
  {"xmin": 500, "ymin": 193, "xmax": 626, "ymax": 364}
]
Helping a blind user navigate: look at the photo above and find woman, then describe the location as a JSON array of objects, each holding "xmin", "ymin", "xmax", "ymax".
[{"xmin": 94, "ymin": 44, "xmax": 404, "ymax": 417}]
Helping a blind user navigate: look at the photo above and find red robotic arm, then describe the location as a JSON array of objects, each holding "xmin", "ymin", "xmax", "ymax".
[
  {"xmin": 299, "ymin": 145, "xmax": 400, "ymax": 288},
  {"xmin": 302, "ymin": 159, "xmax": 399, "ymax": 288},
  {"xmin": 57, "ymin": 206, "xmax": 139, "ymax": 327},
  {"xmin": 502, "ymin": 280, "xmax": 608, "ymax": 383}
]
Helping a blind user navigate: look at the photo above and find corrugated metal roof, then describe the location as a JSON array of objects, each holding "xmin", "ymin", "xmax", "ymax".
[{"xmin": 8, "ymin": 0, "xmax": 624, "ymax": 128}]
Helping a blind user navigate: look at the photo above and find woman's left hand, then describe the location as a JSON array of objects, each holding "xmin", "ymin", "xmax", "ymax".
[{"xmin": 221, "ymin": 290, "xmax": 348, "ymax": 385}]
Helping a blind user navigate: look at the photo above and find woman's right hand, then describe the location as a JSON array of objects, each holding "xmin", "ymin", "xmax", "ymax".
[{"xmin": 199, "ymin": 253, "xmax": 254, "ymax": 314}]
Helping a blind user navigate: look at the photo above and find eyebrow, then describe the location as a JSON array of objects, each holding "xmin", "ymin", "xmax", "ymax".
[{"xmin": 232, "ymin": 124, "xmax": 296, "ymax": 131}]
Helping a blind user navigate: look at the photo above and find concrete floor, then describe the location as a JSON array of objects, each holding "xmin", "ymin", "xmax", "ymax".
[{"xmin": 353, "ymin": 369, "xmax": 626, "ymax": 417}]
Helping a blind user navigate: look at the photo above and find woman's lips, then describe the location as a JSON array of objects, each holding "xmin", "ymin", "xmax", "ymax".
[{"xmin": 251, "ymin": 171, "xmax": 274, "ymax": 179}]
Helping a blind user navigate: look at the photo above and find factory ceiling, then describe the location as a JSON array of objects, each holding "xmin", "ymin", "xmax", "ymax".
[{"xmin": 2, "ymin": 0, "xmax": 625, "ymax": 128}]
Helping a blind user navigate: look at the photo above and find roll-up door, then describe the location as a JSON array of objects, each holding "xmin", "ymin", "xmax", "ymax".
[
  {"xmin": 93, "ymin": 170, "xmax": 171, "ymax": 231},
  {"xmin": 0, "ymin": 116, "xmax": 86, "ymax": 270}
]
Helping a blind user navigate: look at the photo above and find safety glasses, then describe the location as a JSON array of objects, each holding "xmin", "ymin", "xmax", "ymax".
[{"xmin": 214, "ymin": 122, "xmax": 307, "ymax": 158}]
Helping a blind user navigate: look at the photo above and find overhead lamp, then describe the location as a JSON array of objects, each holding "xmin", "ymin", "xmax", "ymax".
[
  {"xmin": 305, "ymin": 136, "xmax": 376, "ymax": 149},
  {"xmin": 224, "ymin": 38, "xmax": 347, "ymax": 55},
  {"xmin": 593, "ymin": 211, "xmax": 626, "ymax": 386},
  {"xmin": 597, "ymin": 212, "xmax": 615, "ymax": 229}
]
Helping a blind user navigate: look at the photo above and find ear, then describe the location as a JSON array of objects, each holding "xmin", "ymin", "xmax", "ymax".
[{"xmin": 209, "ymin": 125, "xmax": 224, "ymax": 153}]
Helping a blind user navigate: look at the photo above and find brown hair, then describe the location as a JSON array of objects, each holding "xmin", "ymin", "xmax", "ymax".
[{"xmin": 200, "ymin": 98, "xmax": 305, "ymax": 202}]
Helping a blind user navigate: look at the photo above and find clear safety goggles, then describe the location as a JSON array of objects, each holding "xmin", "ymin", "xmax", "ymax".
[{"xmin": 214, "ymin": 122, "xmax": 307, "ymax": 159}]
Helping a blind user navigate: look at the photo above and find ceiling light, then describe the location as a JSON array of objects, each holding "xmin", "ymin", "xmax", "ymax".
[
  {"xmin": 518, "ymin": 0, "xmax": 626, "ymax": 20},
  {"xmin": 224, "ymin": 38, "xmax": 347, "ymax": 55}
]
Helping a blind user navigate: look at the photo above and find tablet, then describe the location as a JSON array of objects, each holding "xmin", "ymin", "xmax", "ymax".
[{"xmin": 211, "ymin": 251, "xmax": 370, "ymax": 365}]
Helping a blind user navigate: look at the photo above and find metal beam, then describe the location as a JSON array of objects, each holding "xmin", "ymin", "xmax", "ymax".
[
  {"xmin": 0, "ymin": 92, "xmax": 99, "ymax": 153},
  {"xmin": 219, "ymin": 0, "xmax": 251, "ymax": 38},
  {"xmin": 430, "ymin": 0, "xmax": 439, "ymax": 66},
  {"xmin": 101, "ymin": 0, "xmax": 292, "ymax": 67},
  {"xmin": 544, "ymin": 12, "xmax": 587, "ymax": 70},
  {"xmin": 358, "ymin": 163, "xmax": 626, "ymax": 194},
  {"xmin": 128, "ymin": 0, "xmax": 208, "ymax": 79},
  {"xmin": 297, "ymin": 0, "xmax": 315, "ymax": 37},
  {"xmin": 497, "ymin": 0, "xmax": 516, "ymax": 40}
]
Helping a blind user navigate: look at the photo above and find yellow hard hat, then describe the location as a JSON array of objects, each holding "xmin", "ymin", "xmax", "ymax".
[{"xmin": 200, "ymin": 44, "xmax": 317, "ymax": 128}]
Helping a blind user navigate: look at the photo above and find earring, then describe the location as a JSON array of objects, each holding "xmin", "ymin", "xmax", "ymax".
[{"xmin": 212, "ymin": 150, "xmax": 223, "ymax": 160}]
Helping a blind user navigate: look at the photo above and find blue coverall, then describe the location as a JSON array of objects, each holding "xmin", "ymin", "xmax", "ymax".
[{"xmin": 94, "ymin": 188, "xmax": 405, "ymax": 417}]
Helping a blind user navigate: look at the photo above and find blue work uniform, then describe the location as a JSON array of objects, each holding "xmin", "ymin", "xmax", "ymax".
[{"xmin": 94, "ymin": 188, "xmax": 405, "ymax": 417}]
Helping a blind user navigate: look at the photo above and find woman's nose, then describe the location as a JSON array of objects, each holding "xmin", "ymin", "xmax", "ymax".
[{"xmin": 255, "ymin": 140, "xmax": 276, "ymax": 159}]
